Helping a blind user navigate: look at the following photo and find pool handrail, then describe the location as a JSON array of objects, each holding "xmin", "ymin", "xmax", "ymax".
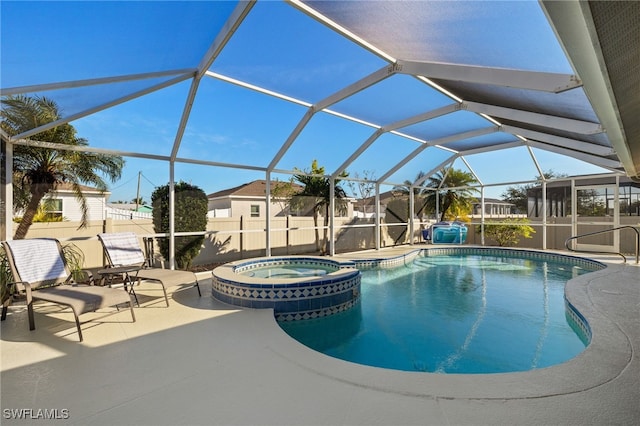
[{"xmin": 565, "ymin": 225, "xmax": 639, "ymax": 264}]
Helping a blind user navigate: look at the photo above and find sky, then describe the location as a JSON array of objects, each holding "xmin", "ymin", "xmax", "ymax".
[{"xmin": 1, "ymin": 0, "xmax": 611, "ymax": 204}]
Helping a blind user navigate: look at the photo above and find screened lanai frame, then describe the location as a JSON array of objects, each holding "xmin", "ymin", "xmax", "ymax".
[{"xmin": 1, "ymin": 0, "xmax": 637, "ymax": 266}]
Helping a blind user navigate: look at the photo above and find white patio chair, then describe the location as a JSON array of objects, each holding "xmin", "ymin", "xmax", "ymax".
[
  {"xmin": 97, "ymin": 232, "xmax": 201, "ymax": 307},
  {"xmin": 1, "ymin": 238, "xmax": 135, "ymax": 342}
]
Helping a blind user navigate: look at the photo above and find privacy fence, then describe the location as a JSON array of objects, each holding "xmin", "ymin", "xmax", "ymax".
[{"xmin": 19, "ymin": 215, "xmax": 640, "ymax": 270}]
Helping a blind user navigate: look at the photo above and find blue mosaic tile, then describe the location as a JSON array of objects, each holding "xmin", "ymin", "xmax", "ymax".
[
  {"xmin": 565, "ymin": 298, "xmax": 591, "ymax": 344},
  {"xmin": 276, "ymin": 296, "xmax": 361, "ymax": 322},
  {"xmin": 212, "ymin": 257, "xmax": 361, "ymax": 320}
]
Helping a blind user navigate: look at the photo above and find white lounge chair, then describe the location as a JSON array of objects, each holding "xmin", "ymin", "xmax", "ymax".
[
  {"xmin": 97, "ymin": 232, "xmax": 201, "ymax": 307},
  {"xmin": 1, "ymin": 238, "xmax": 135, "ymax": 342}
]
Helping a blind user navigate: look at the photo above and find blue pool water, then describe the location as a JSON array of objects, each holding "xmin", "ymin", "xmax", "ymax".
[
  {"xmin": 279, "ymin": 253, "xmax": 598, "ymax": 374},
  {"xmin": 239, "ymin": 264, "xmax": 335, "ymax": 279}
]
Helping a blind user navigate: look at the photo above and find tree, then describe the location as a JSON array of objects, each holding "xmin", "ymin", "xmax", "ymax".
[
  {"xmin": 576, "ymin": 189, "xmax": 607, "ymax": 216},
  {"xmin": 151, "ymin": 181, "xmax": 208, "ymax": 270},
  {"xmin": 131, "ymin": 197, "xmax": 147, "ymax": 206},
  {"xmin": 346, "ymin": 170, "xmax": 377, "ymax": 217},
  {"xmin": 1, "ymin": 95, "xmax": 124, "ymax": 239},
  {"xmin": 425, "ymin": 168, "xmax": 479, "ymax": 221},
  {"xmin": 14, "ymin": 198, "xmax": 65, "ymax": 223},
  {"xmin": 501, "ymin": 170, "xmax": 568, "ymax": 215},
  {"xmin": 291, "ymin": 160, "xmax": 348, "ymax": 254},
  {"xmin": 392, "ymin": 171, "xmax": 433, "ymax": 218},
  {"xmin": 482, "ymin": 218, "xmax": 536, "ymax": 247},
  {"xmin": 271, "ymin": 178, "xmax": 298, "ymax": 216},
  {"xmin": 500, "ymin": 185, "xmax": 529, "ymax": 214}
]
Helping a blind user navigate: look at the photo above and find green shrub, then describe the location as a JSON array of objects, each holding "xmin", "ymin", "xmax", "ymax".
[
  {"xmin": 62, "ymin": 243, "xmax": 88, "ymax": 282},
  {"xmin": 151, "ymin": 181, "xmax": 208, "ymax": 270},
  {"xmin": 482, "ymin": 218, "xmax": 536, "ymax": 247},
  {"xmin": 0, "ymin": 247, "xmax": 12, "ymax": 304}
]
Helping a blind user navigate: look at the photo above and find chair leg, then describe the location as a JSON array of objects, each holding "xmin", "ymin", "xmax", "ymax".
[
  {"xmin": 72, "ymin": 311, "xmax": 83, "ymax": 342},
  {"xmin": 1, "ymin": 295, "xmax": 11, "ymax": 321},
  {"xmin": 124, "ymin": 274, "xmax": 139, "ymax": 306},
  {"xmin": 129, "ymin": 287, "xmax": 139, "ymax": 306},
  {"xmin": 162, "ymin": 285, "xmax": 170, "ymax": 307},
  {"xmin": 128, "ymin": 300, "xmax": 136, "ymax": 322},
  {"xmin": 194, "ymin": 280, "xmax": 202, "ymax": 297},
  {"xmin": 2, "ymin": 281, "xmax": 15, "ymax": 321},
  {"xmin": 26, "ymin": 291, "xmax": 35, "ymax": 331}
]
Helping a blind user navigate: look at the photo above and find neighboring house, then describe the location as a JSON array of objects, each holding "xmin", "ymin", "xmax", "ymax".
[
  {"xmin": 208, "ymin": 180, "xmax": 295, "ymax": 218},
  {"xmin": 13, "ymin": 184, "xmax": 155, "ymax": 222},
  {"xmin": 14, "ymin": 183, "xmax": 109, "ymax": 222},
  {"xmin": 207, "ymin": 180, "xmax": 354, "ymax": 218},
  {"xmin": 526, "ymin": 175, "xmax": 640, "ymax": 218},
  {"xmin": 356, "ymin": 191, "xmax": 395, "ymax": 218},
  {"xmin": 470, "ymin": 198, "xmax": 520, "ymax": 218},
  {"xmin": 358, "ymin": 192, "xmax": 520, "ymax": 220}
]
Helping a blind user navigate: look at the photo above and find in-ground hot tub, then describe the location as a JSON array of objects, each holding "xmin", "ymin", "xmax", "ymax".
[{"xmin": 211, "ymin": 256, "xmax": 361, "ymax": 321}]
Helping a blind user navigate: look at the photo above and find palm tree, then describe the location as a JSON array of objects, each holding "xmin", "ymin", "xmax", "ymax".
[
  {"xmin": 392, "ymin": 171, "xmax": 433, "ymax": 217},
  {"xmin": 292, "ymin": 160, "xmax": 348, "ymax": 254},
  {"xmin": 425, "ymin": 168, "xmax": 479, "ymax": 221},
  {"xmin": 1, "ymin": 95, "xmax": 125, "ymax": 239}
]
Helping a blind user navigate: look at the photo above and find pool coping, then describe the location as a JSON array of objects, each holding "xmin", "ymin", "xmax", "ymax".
[{"xmin": 258, "ymin": 246, "xmax": 636, "ymax": 400}]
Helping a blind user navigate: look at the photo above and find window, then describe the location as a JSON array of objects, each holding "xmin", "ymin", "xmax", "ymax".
[
  {"xmin": 42, "ymin": 198, "xmax": 63, "ymax": 220},
  {"xmin": 250, "ymin": 205, "xmax": 260, "ymax": 217}
]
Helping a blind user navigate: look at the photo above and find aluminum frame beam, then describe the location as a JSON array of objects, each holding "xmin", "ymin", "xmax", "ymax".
[
  {"xmin": 205, "ymin": 71, "xmax": 311, "ymax": 107},
  {"xmin": 456, "ymin": 140, "xmax": 523, "ymax": 156},
  {"xmin": 396, "ymin": 60, "xmax": 582, "ymax": 93},
  {"xmin": 268, "ymin": 63, "xmax": 397, "ymax": 172},
  {"xmin": 527, "ymin": 140, "xmax": 621, "ymax": 169},
  {"xmin": 377, "ymin": 143, "xmax": 434, "ymax": 184},
  {"xmin": 0, "ymin": 68, "xmax": 197, "ymax": 96},
  {"xmin": 414, "ymin": 156, "xmax": 458, "ymax": 188},
  {"xmin": 315, "ymin": 64, "xmax": 399, "ymax": 112},
  {"xmin": 503, "ymin": 125, "xmax": 614, "ymax": 156},
  {"xmin": 330, "ymin": 103, "xmax": 460, "ymax": 179},
  {"xmin": 463, "ymin": 101, "xmax": 604, "ymax": 135},
  {"xmin": 376, "ymin": 127, "xmax": 494, "ymax": 183},
  {"xmin": 268, "ymin": 109, "xmax": 315, "ymax": 171},
  {"xmin": 541, "ymin": 0, "xmax": 637, "ymax": 179},
  {"xmin": 432, "ymin": 126, "xmax": 500, "ymax": 147},
  {"xmin": 9, "ymin": 136, "xmax": 272, "ymax": 172},
  {"xmin": 12, "ymin": 73, "xmax": 193, "ymax": 141},
  {"xmin": 170, "ymin": 1, "xmax": 255, "ymax": 161},
  {"xmin": 526, "ymin": 144, "xmax": 545, "ymax": 180},
  {"xmin": 460, "ymin": 156, "xmax": 483, "ymax": 186}
]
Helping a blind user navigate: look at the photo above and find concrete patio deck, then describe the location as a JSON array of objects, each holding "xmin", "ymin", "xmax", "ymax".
[{"xmin": 1, "ymin": 247, "xmax": 638, "ymax": 425}]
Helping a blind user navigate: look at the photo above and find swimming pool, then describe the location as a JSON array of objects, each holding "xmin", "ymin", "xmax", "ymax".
[{"xmin": 279, "ymin": 249, "xmax": 603, "ymax": 374}]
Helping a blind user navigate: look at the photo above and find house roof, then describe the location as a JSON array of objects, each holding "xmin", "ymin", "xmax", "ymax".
[
  {"xmin": 532, "ymin": 174, "xmax": 640, "ymax": 190},
  {"xmin": 476, "ymin": 198, "xmax": 513, "ymax": 206},
  {"xmin": 208, "ymin": 180, "xmax": 303, "ymax": 199},
  {"xmin": 52, "ymin": 182, "xmax": 109, "ymax": 194}
]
